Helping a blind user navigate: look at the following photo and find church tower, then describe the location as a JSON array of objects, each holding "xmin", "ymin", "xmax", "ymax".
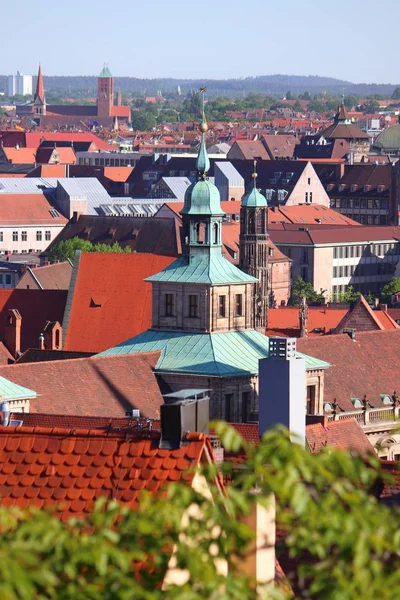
[
  {"xmin": 239, "ymin": 164, "xmax": 269, "ymax": 332},
  {"xmin": 97, "ymin": 63, "xmax": 114, "ymax": 118},
  {"xmin": 33, "ymin": 64, "xmax": 46, "ymax": 117}
]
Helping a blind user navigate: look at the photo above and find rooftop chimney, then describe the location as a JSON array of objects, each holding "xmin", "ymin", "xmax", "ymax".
[
  {"xmin": 160, "ymin": 389, "xmax": 209, "ymax": 449},
  {"xmin": 4, "ymin": 309, "xmax": 22, "ymax": 358},
  {"xmin": 0, "ymin": 401, "xmax": 10, "ymax": 426},
  {"xmin": 259, "ymin": 337, "xmax": 306, "ymax": 444}
]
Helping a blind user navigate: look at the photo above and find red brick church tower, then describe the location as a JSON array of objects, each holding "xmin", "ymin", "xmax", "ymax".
[{"xmin": 97, "ymin": 63, "xmax": 114, "ymax": 118}]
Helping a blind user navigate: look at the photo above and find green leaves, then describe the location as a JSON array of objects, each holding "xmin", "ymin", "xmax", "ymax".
[{"xmin": 48, "ymin": 237, "xmax": 131, "ymax": 263}]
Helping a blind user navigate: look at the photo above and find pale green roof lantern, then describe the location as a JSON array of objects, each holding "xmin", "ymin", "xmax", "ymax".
[
  {"xmin": 99, "ymin": 63, "xmax": 112, "ymax": 78},
  {"xmin": 242, "ymin": 161, "xmax": 267, "ymax": 208}
]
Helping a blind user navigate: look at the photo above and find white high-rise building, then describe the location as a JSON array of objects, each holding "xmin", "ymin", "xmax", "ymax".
[{"xmin": 8, "ymin": 72, "xmax": 33, "ymax": 97}]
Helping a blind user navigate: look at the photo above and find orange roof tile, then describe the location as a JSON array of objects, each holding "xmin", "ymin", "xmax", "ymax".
[
  {"xmin": 24, "ymin": 132, "xmax": 112, "ymax": 151},
  {"xmin": 0, "ymin": 194, "xmax": 67, "ymax": 226},
  {"xmin": 306, "ymin": 419, "xmax": 374, "ymax": 455},
  {"xmin": 267, "ymin": 307, "xmax": 348, "ymax": 337},
  {"xmin": 0, "ymin": 426, "xmax": 211, "ymax": 519},
  {"xmin": 3, "ymin": 147, "xmax": 36, "ymax": 164},
  {"xmin": 103, "ymin": 166, "xmax": 134, "ymax": 182},
  {"xmin": 335, "ymin": 295, "xmax": 399, "ymax": 333},
  {"xmin": 268, "ymin": 205, "xmax": 360, "ymax": 226},
  {"xmin": 63, "ymin": 252, "xmax": 175, "ymax": 353}
]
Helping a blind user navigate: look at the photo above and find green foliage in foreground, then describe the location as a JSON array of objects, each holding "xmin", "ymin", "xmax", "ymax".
[
  {"xmin": 48, "ymin": 237, "xmax": 131, "ymax": 263},
  {"xmin": 0, "ymin": 424, "xmax": 398, "ymax": 599}
]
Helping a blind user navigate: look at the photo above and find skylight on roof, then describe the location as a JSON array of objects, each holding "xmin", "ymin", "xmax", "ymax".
[{"xmin": 49, "ymin": 208, "xmax": 60, "ymax": 218}]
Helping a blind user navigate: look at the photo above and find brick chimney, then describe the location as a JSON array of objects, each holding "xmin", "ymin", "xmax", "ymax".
[
  {"xmin": 4, "ymin": 309, "xmax": 22, "ymax": 358},
  {"xmin": 43, "ymin": 321, "xmax": 62, "ymax": 350},
  {"xmin": 259, "ymin": 337, "xmax": 306, "ymax": 444}
]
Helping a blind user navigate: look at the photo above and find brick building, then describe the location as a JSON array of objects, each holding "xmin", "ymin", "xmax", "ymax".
[{"xmin": 26, "ymin": 64, "xmax": 130, "ymax": 128}]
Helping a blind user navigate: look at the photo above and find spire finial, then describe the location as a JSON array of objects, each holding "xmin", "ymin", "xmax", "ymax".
[
  {"xmin": 196, "ymin": 86, "xmax": 210, "ymax": 177},
  {"xmin": 252, "ymin": 159, "xmax": 258, "ymax": 190}
]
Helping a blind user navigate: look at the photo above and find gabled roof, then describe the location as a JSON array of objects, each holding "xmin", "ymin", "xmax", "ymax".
[
  {"xmin": 0, "ymin": 351, "xmax": 163, "ymax": 417},
  {"xmin": 16, "ymin": 262, "xmax": 72, "ymax": 291},
  {"xmin": 297, "ymin": 330, "xmax": 400, "ymax": 411},
  {"xmin": 306, "ymin": 418, "xmax": 374, "ymax": 455},
  {"xmin": 227, "ymin": 140, "xmax": 270, "ymax": 160},
  {"xmin": 63, "ymin": 252, "xmax": 175, "ymax": 353},
  {"xmin": 2, "ymin": 147, "xmax": 36, "ymax": 165},
  {"xmin": 335, "ymin": 295, "xmax": 399, "ymax": 333},
  {"xmin": 0, "ymin": 425, "xmax": 213, "ymax": 518},
  {"xmin": 100, "ymin": 329, "xmax": 329, "ymax": 376}
]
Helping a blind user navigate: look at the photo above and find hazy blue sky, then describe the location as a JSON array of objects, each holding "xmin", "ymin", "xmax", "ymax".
[{"xmin": 2, "ymin": 0, "xmax": 399, "ymax": 82}]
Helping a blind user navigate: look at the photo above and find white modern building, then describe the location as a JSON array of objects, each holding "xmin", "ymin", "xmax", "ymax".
[{"xmin": 8, "ymin": 72, "xmax": 33, "ymax": 97}]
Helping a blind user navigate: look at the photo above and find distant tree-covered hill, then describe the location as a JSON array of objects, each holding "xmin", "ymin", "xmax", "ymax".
[{"xmin": 0, "ymin": 73, "xmax": 398, "ymax": 98}]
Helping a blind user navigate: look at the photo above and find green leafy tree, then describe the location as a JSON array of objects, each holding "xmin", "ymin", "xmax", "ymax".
[
  {"xmin": 48, "ymin": 237, "xmax": 131, "ymax": 263},
  {"xmin": 0, "ymin": 424, "xmax": 400, "ymax": 598},
  {"xmin": 336, "ymin": 285, "xmax": 361, "ymax": 304},
  {"xmin": 130, "ymin": 108, "xmax": 158, "ymax": 131},
  {"xmin": 380, "ymin": 277, "xmax": 400, "ymax": 304},
  {"xmin": 290, "ymin": 276, "xmax": 325, "ymax": 305},
  {"xmin": 392, "ymin": 87, "xmax": 400, "ymax": 100}
]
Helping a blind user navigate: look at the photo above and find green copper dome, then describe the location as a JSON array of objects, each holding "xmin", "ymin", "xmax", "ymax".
[
  {"xmin": 181, "ymin": 179, "xmax": 224, "ymax": 216},
  {"xmin": 242, "ymin": 186, "xmax": 267, "ymax": 207}
]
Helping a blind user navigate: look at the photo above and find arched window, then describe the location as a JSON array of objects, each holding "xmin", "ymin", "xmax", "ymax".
[
  {"xmin": 196, "ymin": 222, "xmax": 206, "ymax": 244},
  {"xmin": 55, "ymin": 328, "xmax": 61, "ymax": 349},
  {"xmin": 248, "ymin": 210, "xmax": 255, "ymax": 234},
  {"xmin": 213, "ymin": 223, "xmax": 219, "ymax": 245}
]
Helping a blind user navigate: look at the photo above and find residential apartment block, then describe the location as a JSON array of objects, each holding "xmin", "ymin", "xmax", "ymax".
[{"xmin": 271, "ymin": 225, "xmax": 400, "ymax": 300}]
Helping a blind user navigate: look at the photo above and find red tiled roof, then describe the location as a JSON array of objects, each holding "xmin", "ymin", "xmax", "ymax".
[
  {"xmin": 0, "ymin": 289, "xmax": 67, "ymax": 352},
  {"xmin": 16, "ymin": 262, "xmax": 72, "ymax": 291},
  {"xmin": 335, "ymin": 295, "xmax": 399, "ymax": 333},
  {"xmin": 0, "ymin": 351, "xmax": 163, "ymax": 418},
  {"xmin": 269, "ymin": 224, "xmax": 400, "ymax": 246},
  {"xmin": 110, "ymin": 105, "xmax": 131, "ymax": 118},
  {"xmin": 63, "ymin": 252, "xmax": 175, "ymax": 353},
  {"xmin": 0, "ymin": 194, "xmax": 67, "ymax": 226},
  {"xmin": 306, "ymin": 419, "xmax": 374, "ymax": 455},
  {"xmin": 24, "ymin": 132, "xmax": 112, "ymax": 151},
  {"xmin": 0, "ymin": 426, "xmax": 212, "ymax": 518},
  {"xmin": 28, "ymin": 164, "xmax": 67, "ymax": 178},
  {"xmin": 103, "ymin": 166, "xmax": 134, "ymax": 182},
  {"xmin": 268, "ymin": 306, "xmax": 348, "ymax": 337},
  {"xmin": 267, "ymin": 205, "xmax": 360, "ymax": 227},
  {"xmin": 297, "ymin": 330, "xmax": 400, "ymax": 411},
  {"xmin": 3, "ymin": 148, "xmax": 36, "ymax": 164},
  {"xmin": 228, "ymin": 140, "xmax": 270, "ymax": 160}
]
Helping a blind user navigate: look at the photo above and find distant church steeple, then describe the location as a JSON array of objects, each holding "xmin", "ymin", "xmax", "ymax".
[{"xmin": 33, "ymin": 63, "xmax": 46, "ymax": 117}]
